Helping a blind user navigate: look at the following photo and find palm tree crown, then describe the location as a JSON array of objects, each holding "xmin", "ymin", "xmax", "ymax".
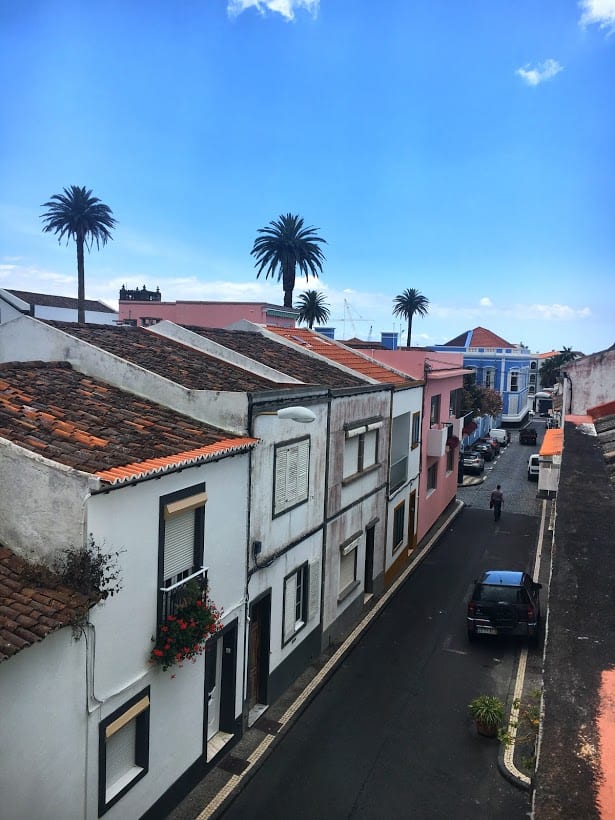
[
  {"xmin": 41, "ymin": 185, "xmax": 116, "ymax": 324},
  {"xmin": 295, "ymin": 290, "xmax": 331, "ymax": 330},
  {"xmin": 251, "ymin": 213, "xmax": 326, "ymax": 308},
  {"xmin": 392, "ymin": 288, "xmax": 430, "ymax": 347}
]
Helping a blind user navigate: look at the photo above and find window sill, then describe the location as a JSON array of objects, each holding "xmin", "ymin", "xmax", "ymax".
[
  {"xmin": 342, "ymin": 462, "xmax": 380, "ymax": 486},
  {"xmin": 337, "ymin": 579, "xmax": 360, "ymax": 603}
]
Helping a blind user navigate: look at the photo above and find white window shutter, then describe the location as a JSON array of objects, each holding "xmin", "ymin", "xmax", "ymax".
[
  {"xmin": 283, "ymin": 575, "xmax": 296, "ymax": 642},
  {"xmin": 164, "ymin": 509, "xmax": 194, "ymax": 581},
  {"xmin": 296, "ymin": 439, "xmax": 309, "ymax": 498},
  {"xmin": 363, "ymin": 430, "xmax": 377, "ymax": 468},
  {"xmin": 308, "ymin": 560, "xmax": 320, "ymax": 622}
]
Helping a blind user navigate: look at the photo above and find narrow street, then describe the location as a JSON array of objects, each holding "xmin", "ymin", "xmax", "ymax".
[{"xmin": 219, "ymin": 432, "xmax": 543, "ymax": 820}]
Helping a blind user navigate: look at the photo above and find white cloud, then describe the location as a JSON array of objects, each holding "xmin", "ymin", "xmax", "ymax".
[
  {"xmin": 520, "ymin": 303, "xmax": 591, "ymax": 320},
  {"xmin": 479, "ymin": 296, "xmax": 493, "ymax": 307},
  {"xmin": 516, "ymin": 59, "xmax": 563, "ymax": 86},
  {"xmin": 579, "ymin": 0, "xmax": 615, "ymax": 32},
  {"xmin": 227, "ymin": 0, "xmax": 319, "ymax": 21}
]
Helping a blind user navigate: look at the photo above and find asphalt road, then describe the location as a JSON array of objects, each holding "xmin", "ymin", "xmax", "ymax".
[{"xmin": 220, "ymin": 437, "xmax": 542, "ymax": 820}]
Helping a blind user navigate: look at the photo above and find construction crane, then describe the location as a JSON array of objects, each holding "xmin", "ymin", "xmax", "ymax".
[{"xmin": 335, "ymin": 299, "xmax": 374, "ymax": 340}]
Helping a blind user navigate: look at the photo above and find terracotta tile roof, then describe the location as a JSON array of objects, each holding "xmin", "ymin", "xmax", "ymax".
[
  {"xmin": 183, "ymin": 327, "xmax": 366, "ymax": 388},
  {"xmin": 0, "ymin": 545, "xmax": 93, "ymax": 662},
  {"xmin": 443, "ymin": 327, "xmax": 514, "ymax": 348},
  {"xmin": 266, "ymin": 327, "xmax": 414, "ymax": 387},
  {"xmin": 46, "ymin": 321, "xmax": 285, "ymax": 392},
  {"xmin": 540, "ymin": 428, "xmax": 564, "ymax": 457},
  {"xmin": 7, "ymin": 289, "xmax": 116, "ymax": 313},
  {"xmin": 0, "ymin": 361, "xmax": 257, "ymax": 483}
]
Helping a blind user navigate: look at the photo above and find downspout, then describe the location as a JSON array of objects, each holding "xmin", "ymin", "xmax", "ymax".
[{"xmin": 319, "ymin": 391, "xmax": 332, "ymax": 646}]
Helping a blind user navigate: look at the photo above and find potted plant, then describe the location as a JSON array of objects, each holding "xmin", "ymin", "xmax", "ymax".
[
  {"xmin": 150, "ymin": 580, "xmax": 223, "ymax": 672},
  {"xmin": 468, "ymin": 694, "xmax": 505, "ymax": 737}
]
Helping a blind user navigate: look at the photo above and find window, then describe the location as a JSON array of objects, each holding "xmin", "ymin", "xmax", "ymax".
[
  {"xmin": 509, "ymin": 369, "xmax": 519, "ymax": 392},
  {"xmin": 484, "ymin": 368, "xmax": 495, "ymax": 389},
  {"xmin": 427, "ymin": 462, "xmax": 437, "ymax": 491},
  {"xmin": 430, "ymin": 395, "xmax": 441, "ymax": 426},
  {"xmin": 446, "ymin": 446, "xmax": 455, "ymax": 472},
  {"xmin": 274, "ymin": 438, "xmax": 310, "ymax": 515},
  {"xmin": 411, "ymin": 412, "xmax": 421, "ymax": 448},
  {"xmin": 283, "ymin": 563, "xmax": 308, "ymax": 644},
  {"xmin": 344, "ymin": 421, "xmax": 381, "ymax": 479},
  {"xmin": 98, "ymin": 688, "xmax": 150, "ymax": 816},
  {"xmin": 392, "ymin": 501, "xmax": 405, "ymax": 551},
  {"xmin": 389, "ymin": 414, "xmax": 410, "ymax": 490},
  {"xmin": 339, "ymin": 536, "xmax": 359, "ymax": 597},
  {"xmin": 159, "ymin": 486, "xmax": 206, "ymax": 621}
]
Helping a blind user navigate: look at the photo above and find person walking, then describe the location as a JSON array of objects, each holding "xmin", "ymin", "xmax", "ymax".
[{"xmin": 490, "ymin": 485, "xmax": 504, "ymax": 521}]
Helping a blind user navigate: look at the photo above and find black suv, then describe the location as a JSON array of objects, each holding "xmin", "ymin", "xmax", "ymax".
[{"xmin": 467, "ymin": 570, "xmax": 542, "ymax": 643}]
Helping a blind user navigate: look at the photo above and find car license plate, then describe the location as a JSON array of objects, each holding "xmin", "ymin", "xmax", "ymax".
[{"xmin": 476, "ymin": 626, "xmax": 497, "ymax": 635}]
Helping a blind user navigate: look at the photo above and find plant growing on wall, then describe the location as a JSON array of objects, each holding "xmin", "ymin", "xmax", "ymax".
[{"xmin": 150, "ymin": 580, "xmax": 223, "ymax": 672}]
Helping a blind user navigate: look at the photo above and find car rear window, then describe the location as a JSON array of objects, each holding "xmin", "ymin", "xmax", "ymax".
[{"xmin": 474, "ymin": 585, "xmax": 528, "ymax": 604}]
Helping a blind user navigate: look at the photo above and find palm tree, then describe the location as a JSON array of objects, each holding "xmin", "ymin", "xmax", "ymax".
[
  {"xmin": 41, "ymin": 185, "xmax": 117, "ymax": 324},
  {"xmin": 392, "ymin": 288, "xmax": 430, "ymax": 346},
  {"xmin": 251, "ymin": 213, "xmax": 326, "ymax": 308},
  {"xmin": 295, "ymin": 290, "xmax": 331, "ymax": 330},
  {"xmin": 539, "ymin": 346, "xmax": 579, "ymax": 388}
]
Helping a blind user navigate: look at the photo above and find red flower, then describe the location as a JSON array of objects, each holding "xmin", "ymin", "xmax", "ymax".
[{"xmin": 153, "ymin": 649, "xmax": 164, "ymax": 657}]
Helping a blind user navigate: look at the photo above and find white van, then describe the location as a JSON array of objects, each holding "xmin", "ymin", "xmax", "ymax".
[
  {"xmin": 490, "ymin": 429, "xmax": 510, "ymax": 447},
  {"xmin": 527, "ymin": 454, "xmax": 540, "ymax": 481}
]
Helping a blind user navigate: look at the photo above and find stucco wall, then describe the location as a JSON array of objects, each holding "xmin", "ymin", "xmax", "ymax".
[
  {"xmin": 564, "ymin": 348, "xmax": 615, "ymax": 414},
  {"xmin": 0, "ymin": 440, "xmax": 90, "ymax": 561},
  {"xmin": 0, "ymin": 629, "xmax": 87, "ymax": 820}
]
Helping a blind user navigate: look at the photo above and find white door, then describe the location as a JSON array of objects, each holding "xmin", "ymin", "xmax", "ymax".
[{"xmin": 206, "ymin": 638, "xmax": 223, "ymax": 741}]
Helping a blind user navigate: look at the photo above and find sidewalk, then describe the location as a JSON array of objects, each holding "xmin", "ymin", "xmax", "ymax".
[{"xmin": 169, "ymin": 496, "xmax": 547, "ymax": 819}]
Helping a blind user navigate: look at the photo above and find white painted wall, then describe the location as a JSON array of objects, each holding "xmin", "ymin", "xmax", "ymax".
[
  {"xmin": 563, "ymin": 348, "xmax": 615, "ymax": 415},
  {"xmin": 385, "ymin": 385, "xmax": 423, "ymax": 573},
  {"xmin": 0, "ymin": 316, "xmax": 249, "ymax": 433},
  {"xmin": 0, "ymin": 629, "xmax": 87, "ymax": 820},
  {"xmin": 32, "ymin": 304, "xmax": 118, "ymax": 324},
  {"xmin": 0, "ymin": 440, "xmax": 92, "ymax": 562}
]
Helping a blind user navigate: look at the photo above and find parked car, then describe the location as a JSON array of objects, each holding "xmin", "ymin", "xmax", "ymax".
[
  {"xmin": 490, "ymin": 428, "xmax": 510, "ymax": 447},
  {"xmin": 528, "ymin": 454, "xmax": 540, "ymax": 481},
  {"xmin": 519, "ymin": 426, "xmax": 538, "ymax": 445},
  {"xmin": 467, "ymin": 570, "xmax": 542, "ymax": 643},
  {"xmin": 462, "ymin": 451, "xmax": 485, "ymax": 475},
  {"xmin": 473, "ymin": 442, "xmax": 494, "ymax": 461}
]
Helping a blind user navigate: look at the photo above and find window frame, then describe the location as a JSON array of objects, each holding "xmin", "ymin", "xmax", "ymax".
[
  {"xmin": 158, "ymin": 484, "xmax": 206, "ymax": 624},
  {"xmin": 282, "ymin": 562, "xmax": 309, "ymax": 646},
  {"xmin": 411, "ymin": 411, "xmax": 421, "ymax": 449},
  {"xmin": 509, "ymin": 369, "xmax": 519, "ymax": 392},
  {"xmin": 273, "ymin": 436, "xmax": 311, "ymax": 517},
  {"xmin": 429, "ymin": 395, "xmax": 441, "ymax": 427},
  {"xmin": 338, "ymin": 535, "xmax": 360, "ymax": 599},
  {"xmin": 98, "ymin": 687, "xmax": 150, "ymax": 816},
  {"xmin": 427, "ymin": 462, "xmax": 438, "ymax": 491},
  {"xmin": 343, "ymin": 421, "xmax": 381, "ymax": 481},
  {"xmin": 392, "ymin": 501, "xmax": 405, "ymax": 552}
]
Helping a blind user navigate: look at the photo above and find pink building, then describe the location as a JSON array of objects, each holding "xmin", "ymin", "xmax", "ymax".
[
  {"xmin": 357, "ymin": 348, "xmax": 470, "ymax": 544},
  {"xmin": 118, "ymin": 286, "xmax": 297, "ymax": 328}
]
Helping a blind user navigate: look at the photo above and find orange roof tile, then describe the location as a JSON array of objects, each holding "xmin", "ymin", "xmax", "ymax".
[
  {"xmin": 540, "ymin": 428, "xmax": 564, "ymax": 457},
  {"xmin": 267, "ymin": 327, "xmax": 414, "ymax": 387},
  {"xmin": 96, "ymin": 438, "xmax": 258, "ymax": 485}
]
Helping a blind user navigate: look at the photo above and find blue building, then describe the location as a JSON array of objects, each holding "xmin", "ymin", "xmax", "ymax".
[{"xmin": 432, "ymin": 326, "xmax": 531, "ymax": 426}]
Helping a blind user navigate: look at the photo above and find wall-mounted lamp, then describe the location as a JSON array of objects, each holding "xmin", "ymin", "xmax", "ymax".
[{"xmin": 276, "ymin": 406, "xmax": 316, "ymax": 424}]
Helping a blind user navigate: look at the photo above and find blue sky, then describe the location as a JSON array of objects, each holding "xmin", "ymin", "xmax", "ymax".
[{"xmin": 1, "ymin": 0, "xmax": 613, "ymax": 353}]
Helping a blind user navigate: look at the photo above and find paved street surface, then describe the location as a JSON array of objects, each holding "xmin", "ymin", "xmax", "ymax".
[
  {"xmin": 170, "ymin": 427, "xmax": 547, "ymax": 820},
  {"xmin": 219, "ymin": 507, "xmax": 539, "ymax": 819}
]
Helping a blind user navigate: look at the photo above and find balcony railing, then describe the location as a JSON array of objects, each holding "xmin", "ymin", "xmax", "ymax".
[
  {"xmin": 389, "ymin": 455, "xmax": 408, "ymax": 493},
  {"xmin": 160, "ymin": 567, "xmax": 208, "ymax": 622}
]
